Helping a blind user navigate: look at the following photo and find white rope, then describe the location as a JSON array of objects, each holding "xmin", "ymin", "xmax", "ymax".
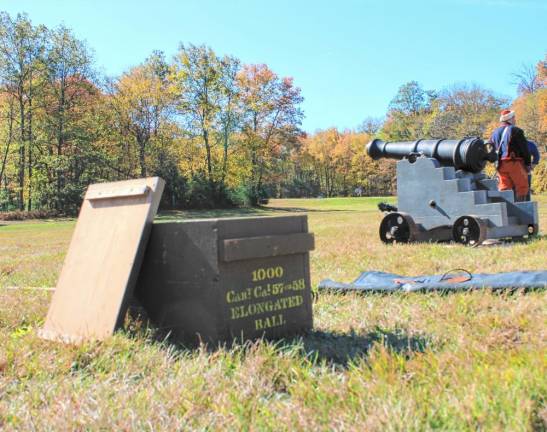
[{"xmin": 1, "ymin": 286, "xmax": 55, "ymax": 291}]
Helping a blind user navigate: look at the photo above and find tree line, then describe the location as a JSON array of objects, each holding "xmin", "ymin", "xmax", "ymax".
[
  {"xmin": 0, "ymin": 12, "xmax": 545, "ymax": 214},
  {"xmin": 0, "ymin": 12, "xmax": 303, "ymax": 213}
]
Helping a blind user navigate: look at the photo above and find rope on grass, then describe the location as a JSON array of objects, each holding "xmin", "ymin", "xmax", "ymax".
[{"xmin": 1, "ymin": 286, "xmax": 55, "ymax": 291}]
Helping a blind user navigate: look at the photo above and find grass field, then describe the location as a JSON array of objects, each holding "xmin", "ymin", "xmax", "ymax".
[{"xmin": 1, "ymin": 197, "xmax": 546, "ymax": 430}]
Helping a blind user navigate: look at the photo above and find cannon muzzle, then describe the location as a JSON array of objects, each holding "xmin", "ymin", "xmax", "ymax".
[{"xmin": 366, "ymin": 137, "xmax": 497, "ymax": 173}]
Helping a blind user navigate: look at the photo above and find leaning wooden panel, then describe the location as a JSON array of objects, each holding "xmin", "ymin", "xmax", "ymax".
[{"xmin": 39, "ymin": 177, "xmax": 165, "ymax": 344}]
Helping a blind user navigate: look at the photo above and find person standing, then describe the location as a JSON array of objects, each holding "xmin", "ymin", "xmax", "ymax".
[
  {"xmin": 489, "ymin": 109, "xmax": 531, "ymax": 201},
  {"xmin": 526, "ymin": 140, "xmax": 540, "ymax": 200}
]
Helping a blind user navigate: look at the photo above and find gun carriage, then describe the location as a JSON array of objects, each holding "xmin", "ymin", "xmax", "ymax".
[{"xmin": 367, "ymin": 138, "xmax": 539, "ymax": 246}]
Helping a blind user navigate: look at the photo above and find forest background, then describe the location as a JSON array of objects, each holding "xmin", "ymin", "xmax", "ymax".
[{"xmin": 0, "ymin": 12, "xmax": 545, "ymax": 215}]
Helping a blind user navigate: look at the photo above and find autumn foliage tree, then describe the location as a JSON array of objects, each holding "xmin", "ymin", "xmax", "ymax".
[
  {"xmin": 109, "ymin": 52, "xmax": 173, "ymax": 178},
  {"xmin": 511, "ymin": 55, "xmax": 547, "ymax": 193},
  {"xmin": 299, "ymin": 129, "xmax": 394, "ymax": 197},
  {"xmin": 237, "ymin": 64, "xmax": 303, "ymax": 203}
]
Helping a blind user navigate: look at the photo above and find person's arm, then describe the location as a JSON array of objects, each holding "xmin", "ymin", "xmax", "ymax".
[{"xmin": 530, "ymin": 144, "xmax": 540, "ymax": 166}]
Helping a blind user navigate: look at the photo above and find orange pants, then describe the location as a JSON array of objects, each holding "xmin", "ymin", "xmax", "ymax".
[{"xmin": 498, "ymin": 159, "xmax": 529, "ymax": 198}]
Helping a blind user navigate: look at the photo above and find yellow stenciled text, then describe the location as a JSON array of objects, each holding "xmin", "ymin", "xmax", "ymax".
[
  {"xmin": 255, "ymin": 314, "xmax": 285, "ymax": 330},
  {"xmin": 230, "ymin": 295, "xmax": 303, "ymax": 320}
]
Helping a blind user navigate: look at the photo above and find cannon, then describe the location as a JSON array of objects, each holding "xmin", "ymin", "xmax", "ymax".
[{"xmin": 367, "ymin": 138, "xmax": 539, "ymax": 246}]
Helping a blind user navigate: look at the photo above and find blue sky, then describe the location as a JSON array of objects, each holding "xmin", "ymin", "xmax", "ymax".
[{"xmin": 2, "ymin": 0, "xmax": 545, "ymax": 132}]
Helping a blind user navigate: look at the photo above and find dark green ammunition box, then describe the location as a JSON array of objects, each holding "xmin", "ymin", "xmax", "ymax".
[{"xmin": 136, "ymin": 215, "xmax": 314, "ymax": 345}]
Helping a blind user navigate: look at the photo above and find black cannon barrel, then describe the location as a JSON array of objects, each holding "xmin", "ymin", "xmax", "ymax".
[{"xmin": 366, "ymin": 137, "xmax": 496, "ymax": 173}]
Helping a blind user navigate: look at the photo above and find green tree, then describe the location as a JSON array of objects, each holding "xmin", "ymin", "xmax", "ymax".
[
  {"xmin": 382, "ymin": 81, "xmax": 435, "ymax": 140},
  {"xmin": 388, "ymin": 81, "xmax": 432, "ymax": 116},
  {"xmin": 40, "ymin": 24, "xmax": 95, "ymax": 209},
  {"xmin": 0, "ymin": 12, "xmax": 46, "ymax": 209}
]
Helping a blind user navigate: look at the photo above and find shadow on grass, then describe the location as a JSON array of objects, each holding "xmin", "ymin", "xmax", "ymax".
[
  {"xmin": 127, "ymin": 310, "xmax": 431, "ymax": 369},
  {"xmin": 126, "ymin": 298, "xmax": 431, "ymax": 369},
  {"xmin": 282, "ymin": 328, "xmax": 431, "ymax": 368}
]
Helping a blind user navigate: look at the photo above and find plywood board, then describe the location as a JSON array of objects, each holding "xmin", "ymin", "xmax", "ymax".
[{"xmin": 39, "ymin": 177, "xmax": 165, "ymax": 344}]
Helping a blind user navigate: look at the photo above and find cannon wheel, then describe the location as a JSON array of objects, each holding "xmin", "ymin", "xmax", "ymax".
[
  {"xmin": 379, "ymin": 212, "xmax": 418, "ymax": 244},
  {"xmin": 452, "ymin": 215, "xmax": 487, "ymax": 246}
]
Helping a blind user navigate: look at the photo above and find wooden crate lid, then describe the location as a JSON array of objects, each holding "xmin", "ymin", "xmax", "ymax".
[{"xmin": 39, "ymin": 177, "xmax": 165, "ymax": 344}]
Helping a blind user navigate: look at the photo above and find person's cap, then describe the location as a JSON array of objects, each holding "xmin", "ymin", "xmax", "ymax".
[{"xmin": 500, "ymin": 109, "xmax": 515, "ymax": 122}]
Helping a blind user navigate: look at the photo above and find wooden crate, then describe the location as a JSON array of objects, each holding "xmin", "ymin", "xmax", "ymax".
[{"xmin": 135, "ymin": 215, "xmax": 314, "ymax": 345}]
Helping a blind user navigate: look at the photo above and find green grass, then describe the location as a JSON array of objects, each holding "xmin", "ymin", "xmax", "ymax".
[{"xmin": 0, "ymin": 196, "xmax": 546, "ymax": 430}]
